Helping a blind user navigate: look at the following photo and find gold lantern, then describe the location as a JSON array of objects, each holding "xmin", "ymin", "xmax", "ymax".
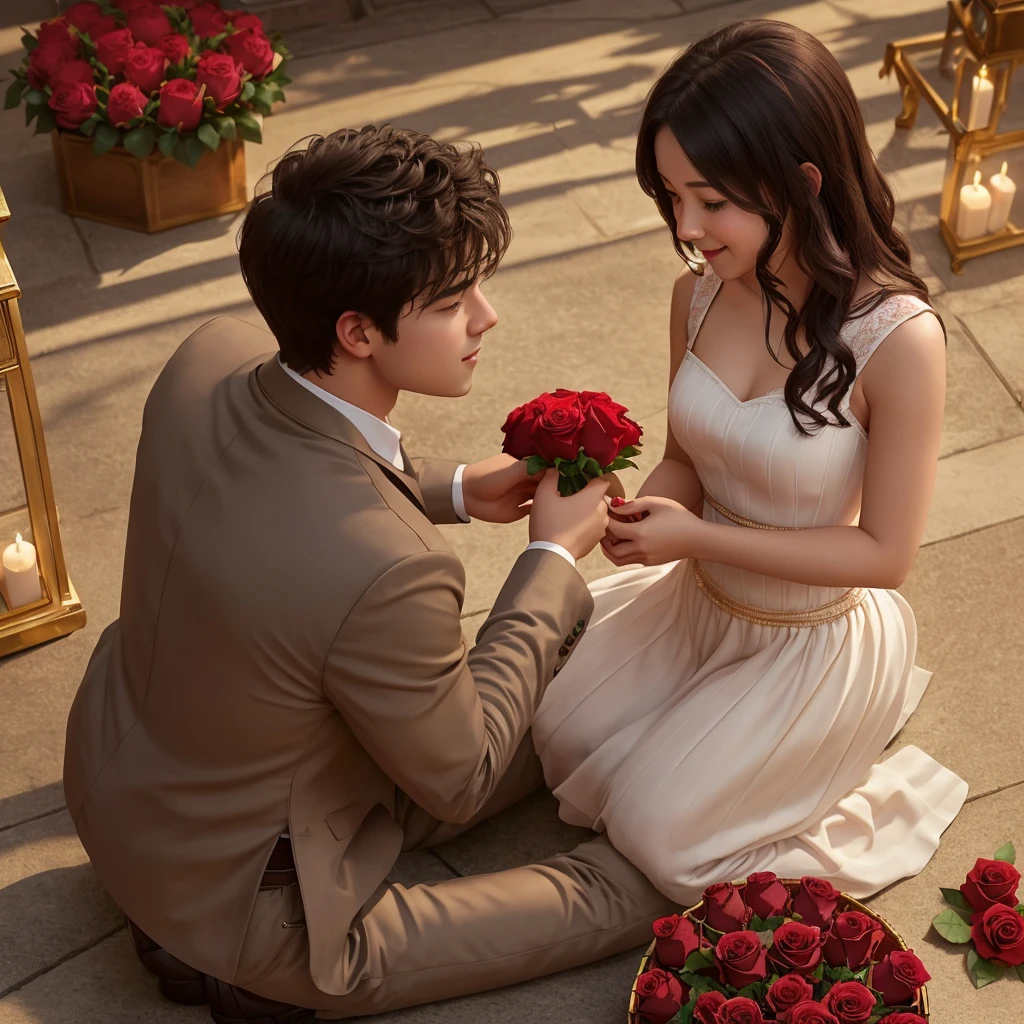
[
  {"xmin": 881, "ymin": 1, "xmax": 1024, "ymax": 272},
  {"xmin": 0, "ymin": 185, "xmax": 85, "ymax": 655}
]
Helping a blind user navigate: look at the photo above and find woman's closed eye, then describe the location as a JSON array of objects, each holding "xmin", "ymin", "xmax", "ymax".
[
  {"xmin": 440, "ymin": 300, "xmax": 464, "ymax": 313},
  {"xmin": 702, "ymin": 200, "xmax": 727, "ymax": 212}
]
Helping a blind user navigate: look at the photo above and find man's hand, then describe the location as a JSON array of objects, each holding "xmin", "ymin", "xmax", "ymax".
[
  {"xmin": 529, "ymin": 471, "xmax": 613, "ymax": 561},
  {"xmin": 462, "ymin": 455, "xmax": 540, "ymax": 523}
]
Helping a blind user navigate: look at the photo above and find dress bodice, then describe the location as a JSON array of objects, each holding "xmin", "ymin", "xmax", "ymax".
[{"xmin": 670, "ymin": 267, "xmax": 932, "ymax": 612}]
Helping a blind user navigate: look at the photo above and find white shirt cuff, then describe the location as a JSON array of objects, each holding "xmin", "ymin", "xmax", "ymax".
[
  {"xmin": 525, "ymin": 540, "xmax": 576, "ymax": 567},
  {"xmin": 452, "ymin": 464, "xmax": 470, "ymax": 523}
]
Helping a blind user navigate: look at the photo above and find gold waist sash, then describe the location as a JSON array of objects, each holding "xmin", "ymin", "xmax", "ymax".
[{"xmin": 694, "ymin": 494, "xmax": 866, "ymax": 627}]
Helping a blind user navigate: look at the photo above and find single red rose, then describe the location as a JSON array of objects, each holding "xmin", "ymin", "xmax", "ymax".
[
  {"xmin": 156, "ymin": 76, "xmax": 203, "ymax": 130},
  {"xmin": 822, "ymin": 981, "xmax": 876, "ymax": 1024},
  {"xmin": 971, "ymin": 903, "xmax": 1024, "ymax": 967},
  {"xmin": 768, "ymin": 921, "xmax": 824, "ymax": 975},
  {"xmin": 704, "ymin": 882, "xmax": 749, "ymax": 934},
  {"xmin": 765, "ymin": 973, "xmax": 814, "ymax": 1016},
  {"xmin": 95, "ymin": 28, "xmax": 135, "ymax": 75},
  {"xmin": 195, "ymin": 50, "xmax": 242, "ymax": 109},
  {"xmin": 189, "ymin": 3, "xmax": 231, "ymax": 36},
  {"xmin": 532, "ymin": 392, "xmax": 585, "ymax": 463},
  {"xmin": 715, "ymin": 930, "xmax": 767, "ymax": 989},
  {"xmin": 26, "ymin": 41, "xmax": 76, "ymax": 89},
  {"xmin": 156, "ymin": 32, "xmax": 191, "ymax": 65},
  {"xmin": 786, "ymin": 1001, "xmax": 840, "ymax": 1024},
  {"xmin": 652, "ymin": 913, "xmax": 700, "ymax": 969},
  {"xmin": 793, "ymin": 876, "xmax": 841, "ymax": 930},
  {"xmin": 47, "ymin": 80, "xmax": 97, "ymax": 128},
  {"xmin": 106, "ymin": 80, "xmax": 147, "ymax": 125},
  {"xmin": 63, "ymin": 2, "xmax": 105, "ymax": 34},
  {"xmin": 884, "ymin": 1016, "xmax": 928, "ymax": 1024},
  {"xmin": 576, "ymin": 392, "xmax": 643, "ymax": 468},
  {"xmin": 127, "ymin": 4, "xmax": 173, "ymax": 45},
  {"xmin": 716, "ymin": 996, "xmax": 763, "ymax": 1024},
  {"xmin": 743, "ymin": 871, "xmax": 790, "ymax": 919},
  {"xmin": 227, "ymin": 9, "xmax": 265, "ymax": 31},
  {"xmin": 961, "ymin": 858, "xmax": 1021, "ymax": 914},
  {"xmin": 37, "ymin": 18, "xmax": 77, "ymax": 48},
  {"xmin": 822, "ymin": 911, "xmax": 885, "ymax": 970},
  {"xmin": 222, "ymin": 26, "xmax": 274, "ymax": 79},
  {"xmin": 500, "ymin": 397, "xmax": 546, "ymax": 460},
  {"xmin": 692, "ymin": 991, "xmax": 727, "ymax": 1024},
  {"xmin": 50, "ymin": 59, "xmax": 95, "ymax": 89},
  {"xmin": 870, "ymin": 949, "xmax": 930, "ymax": 1007},
  {"xmin": 634, "ymin": 967, "xmax": 686, "ymax": 1024},
  {"xmin": 123, "ymin": 43, "xmax": 166, "ymax": 93}
]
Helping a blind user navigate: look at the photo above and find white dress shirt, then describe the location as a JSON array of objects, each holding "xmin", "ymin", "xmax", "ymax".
[{"xmin": 278, "ymin": 358, "xmax": 575, "ymax": 565}]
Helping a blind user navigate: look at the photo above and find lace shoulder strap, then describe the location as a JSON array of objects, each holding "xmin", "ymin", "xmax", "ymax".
[
  {"xmin": 686, "ymin": 267, "xmax": 722, "ymax": 350},
  {"xmin": 840, "ymin": 292, "xmax": 935, "ymax": 377}
]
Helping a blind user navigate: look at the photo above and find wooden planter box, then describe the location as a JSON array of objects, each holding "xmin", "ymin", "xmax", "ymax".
[{"xmin": 51, "ymin": 130, "xmax": 248, "ymax": 233}]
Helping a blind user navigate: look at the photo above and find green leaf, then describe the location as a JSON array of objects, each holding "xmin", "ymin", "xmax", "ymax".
[
  {"xmin": 581, "ymin": 457, "xmax": 602, "ymax": 478},
  {"xmin": 182, "ymin": 133, "xmax": 207, "ymax": 168},
  {"xmin": 21, "ymin": 31, "xmax": 39, "ymax": 53},
  {"xmin": 756, "ymin": 929, "xmax": 774, "ymax": 948},
  {"xmin": 682, "ymin": 948, "xmax": 715, "ymax": 973},
  {"xmin": 940, "ymin": 887, "xmax": 971, "ymax": 911},
  {"xmin": 92, "ymin": 121, "xmax": 119, "ymax": 155},
  {"xmin": 77, "ymin": 113, "xmax": 101, "ymax": 137},
  {"xmin": 241, "ymin": 80, "xmax": 256, "ymax": 102},
  {"xmin": 157, "ymin": 130, "xmax": 178, "ymax": 158},
  {"xmin": 32, "ymin": 107, "xmax": 55, "ymax": 135},
  {"xmin": 1016, "ymin": 964, "xmax": 1024, "ymax": 981},
  {"xmin": 524, "ymin": 455, "xmax": 550, "ymax": 476},
  {"xmin": 234, "ymin": 112, "xmax": 262, "ymax": 144},
  {"xmin": 968, "ymin": 948, "xmax": 1005, "ymax": 989},
  {"xmin": 618, "ymin": 445, "xmax": 642, "ymax": 458},
  {"xmin": 558, "ymin": 461, "xmax": 582, "ymax": 477},
  {"xmin": 214, "ymin": 115, "xmax": 237, "ymax": 139},
  {"xmin": 557, "ymin": 474, "xmax": 584, "ymax": 497},
  {"xmin": 932, "ymin": 908, "xmax": 973, "ymax": 943},
  {"xmin": 23, "ymin": 87, "xmax": 45, "ymax": 108},
  {"xmin": 197, "ymin": 122, "xmax": 220, "ymax": 151},
  {"xmin": 4, "ymin": 78, "xmax": 26, "ymax": 109},
  {"xmin": 122, "ymin": 124, "xmax": 156, "ymax": 159},
  {"xmin": 994, "ymin": 842, "xmax": 1016, "ymax": 864},
  {"xmin": 811, "ymin": 962, "xmax": 824, "ymax": 981},
  {"xmin": 604, "ymin": 457, "xmax": 639, "ymax": 473},
  {"xmin": 764, "ymin": 916, "xmax": 786, "ymax": 931}
]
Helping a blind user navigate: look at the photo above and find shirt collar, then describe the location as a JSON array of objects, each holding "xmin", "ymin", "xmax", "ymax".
[{"xmin": 277, "ymin": 356, "xmax": 403, "ymax": 471}]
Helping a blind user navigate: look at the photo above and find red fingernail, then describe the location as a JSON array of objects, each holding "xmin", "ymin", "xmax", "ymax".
[{"xmin": 610, "ymin": 496, "xmax": 626, "ymax": 508}]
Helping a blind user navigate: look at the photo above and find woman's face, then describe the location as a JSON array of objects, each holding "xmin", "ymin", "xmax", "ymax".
[{"xmin": 653, "ymin": 126, "xmax": 772, "ymax": 280}]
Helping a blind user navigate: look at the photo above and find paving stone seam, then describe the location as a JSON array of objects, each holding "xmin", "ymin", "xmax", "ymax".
[
  {"xmin": 953, "ymin": 314, "xmax": 1024, "ymax": 409},
  {"xmin": 68, "ymin": 218, "xmax": 100, "ymax": 279},
  {"xmin": 0, "ymin": 923, "xmax": 125, "ymax": 1001},
  {"xmin": 921, "ymin": 512, "xmax": 1024, "ymax": 550},
  {"xmin": 0, "ymin": 803, "xmax": 65, "ymax": 836}
]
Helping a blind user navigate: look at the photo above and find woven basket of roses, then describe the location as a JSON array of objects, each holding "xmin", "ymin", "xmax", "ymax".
[{"xmin": 627, "ymin": 874, "xmax": 930, "ymax": 1024}]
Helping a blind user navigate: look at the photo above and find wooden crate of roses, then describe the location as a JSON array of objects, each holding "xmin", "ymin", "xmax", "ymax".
[{"xmin": 628, "ymin": 875, "xmax": 929, "ymax": 1024}]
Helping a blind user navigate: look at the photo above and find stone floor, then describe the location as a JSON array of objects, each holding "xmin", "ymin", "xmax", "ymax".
[{"xmin": 1, "ymin": 0, "xmax": 1023, "ymax": 1022}]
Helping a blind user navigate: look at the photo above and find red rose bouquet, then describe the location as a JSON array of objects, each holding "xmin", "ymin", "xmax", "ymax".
[
  {"xmin": 630, "ymin": 874, "xmax": 930, "ymax": 1024},
  {"xmin": 932, "ymin": 840, "xmax": 1023, "ymax": 988},
  {"xmin": 500, "ymin": 389, "xmax": 643, "ymax": 496},
  {"xmin": 4, "ymin": 1, "xmax": 291, "ymax": 167}
]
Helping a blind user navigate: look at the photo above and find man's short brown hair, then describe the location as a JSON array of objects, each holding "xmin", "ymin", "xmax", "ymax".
[{"xmin": 238, "ymin": 125, "xmax": 512, "ymax": 375}]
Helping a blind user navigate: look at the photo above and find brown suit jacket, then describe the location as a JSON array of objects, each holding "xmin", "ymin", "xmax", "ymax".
[{"xmin": 63, "ymin": 317, "xmax": 593, "ymax": 996}]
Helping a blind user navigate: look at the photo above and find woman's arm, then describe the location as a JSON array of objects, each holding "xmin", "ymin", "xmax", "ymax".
[
  {"xmin": 637, "ymin": 268, "xmax": 705, "ymax": 511},
  {"xmin": 606, "ymin": 311, "xmax": 946, "ymax": 590}
]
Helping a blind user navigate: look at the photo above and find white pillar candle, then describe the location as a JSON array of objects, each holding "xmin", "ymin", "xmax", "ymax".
[
  {"xmin": 2, "ymin": 532, "xmax": 42, "ymax": 608},
  {"xmin": 987, "ymin": 161, "xmax": 1017, "ymax": 233},
  {"xmin": 967, "ymin": 65, "xmax": 994, "ymax": 131},
  {"xmin": 957, "ymin": 170, "xmax": 992, "ymax": 240}
]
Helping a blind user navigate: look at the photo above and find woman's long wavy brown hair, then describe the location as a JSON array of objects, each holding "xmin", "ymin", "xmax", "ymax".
[{"xmin": 636, "ymin": 19, "xmax": 938, "ymax": 434}]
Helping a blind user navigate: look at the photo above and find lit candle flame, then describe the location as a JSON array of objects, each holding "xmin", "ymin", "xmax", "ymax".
[
  {"xmin": 979, "ymin": 65, "xmax": 989, "ymax": 80},
  {"xmin": 14, "ymin": 532, "xmax": 21, "ymax": 551},
  {"xmin": 974, "ymin": 170, "xmax": 982, "ymax": 187},
  {"xmin": 1001, "ymin": 161, "xmax": 1009, "ymax": 177}
]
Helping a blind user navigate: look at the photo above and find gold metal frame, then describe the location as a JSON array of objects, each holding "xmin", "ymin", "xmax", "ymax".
[
  {"xmin": 881, "ymin": 1, "xmax": 1024, "ymax": 272},
  {"xmin": 0, "ymin": 186, "xmax": 85, "ymax": 655},
  {"xmin": 626, "ymin": 881, "xmax": 930, "ymax": 1021}
]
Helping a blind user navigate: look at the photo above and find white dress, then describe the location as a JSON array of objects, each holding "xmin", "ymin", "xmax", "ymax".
[{"xmin": 533, "ymin": 268, "xmax": 968, "ymax": 905}]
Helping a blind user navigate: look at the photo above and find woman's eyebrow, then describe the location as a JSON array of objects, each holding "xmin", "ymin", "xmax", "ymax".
[{"xmin": 660, "ymin": 173, "xmax": 712, "ymax": 188}]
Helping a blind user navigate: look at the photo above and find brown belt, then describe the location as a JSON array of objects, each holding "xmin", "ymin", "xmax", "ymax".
[{"xmin": 259, "ymin": 835, "xmax": 297, "ymax": 890}]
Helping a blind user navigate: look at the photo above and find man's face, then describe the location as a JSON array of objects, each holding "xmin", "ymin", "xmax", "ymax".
[{"xmin": 365, "ymin": 279, "xmax": 498, "ymax": 398}]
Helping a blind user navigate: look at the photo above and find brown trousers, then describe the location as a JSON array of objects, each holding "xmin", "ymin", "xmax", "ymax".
[{"xmin": 234, "ymin": 736, "xmax": 674, "ymax": 1018}]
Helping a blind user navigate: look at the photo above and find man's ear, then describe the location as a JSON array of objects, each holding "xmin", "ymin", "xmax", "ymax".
[
  {"xmin": 335, "ymin": 311, "xmax": 376, "ymax": 360},
  {"xmin": 800, "ymin": 161, "xmax": 823, "ymax": 197}
]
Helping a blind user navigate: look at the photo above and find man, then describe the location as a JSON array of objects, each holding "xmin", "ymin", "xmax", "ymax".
[{"xmin": 63, "ymin": 126, "xmax": 670, "ymax": 1021}]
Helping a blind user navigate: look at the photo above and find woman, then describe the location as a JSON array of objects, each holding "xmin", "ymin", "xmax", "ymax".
[{"xmin": 533, "ymin": 19, "xmax": 968, "ymax": 904}]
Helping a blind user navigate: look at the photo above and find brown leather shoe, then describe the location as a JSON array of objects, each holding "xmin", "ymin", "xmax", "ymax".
[{"xmin": 127, "ymin": 918, "xmax": 313, "ymax": 1023}]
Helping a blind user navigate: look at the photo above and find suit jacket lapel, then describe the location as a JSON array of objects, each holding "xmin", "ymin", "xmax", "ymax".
[{"xmin": 255, "ymin": 357, "xmax": 427, "ymax": 512}]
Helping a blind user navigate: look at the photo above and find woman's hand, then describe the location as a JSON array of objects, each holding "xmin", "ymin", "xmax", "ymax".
[{"xmin": 601, "ymin": 495, "xmax": 706, "ymax": 567}]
